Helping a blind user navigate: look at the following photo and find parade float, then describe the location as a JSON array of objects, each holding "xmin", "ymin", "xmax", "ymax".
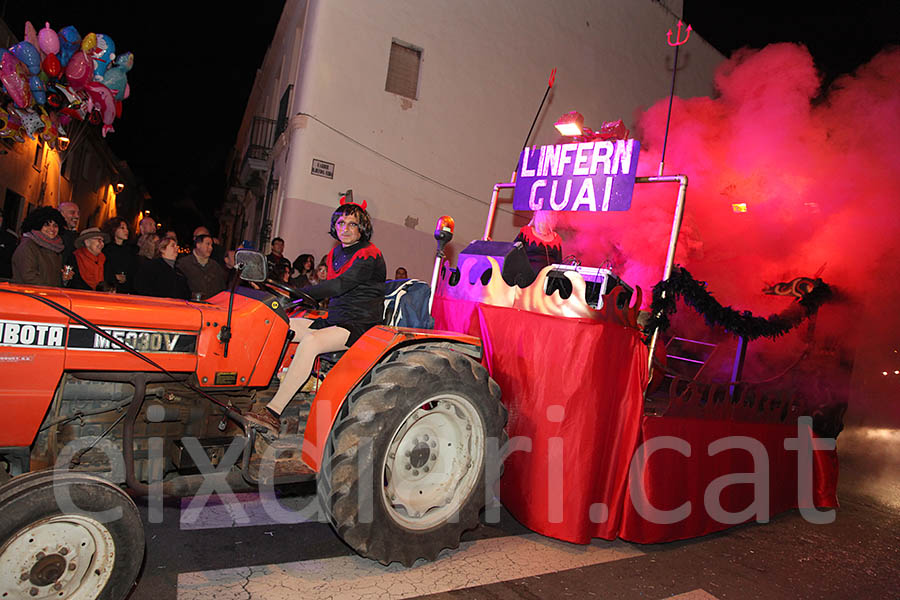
[{"xmin": 431, "ymin": 127, "xmax": 840, "ymax": 544}]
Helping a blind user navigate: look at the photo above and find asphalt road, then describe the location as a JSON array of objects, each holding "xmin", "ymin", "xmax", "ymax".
[{"xmin": 127, "ymin": 481, "xmax": 899, "ymax": 600}]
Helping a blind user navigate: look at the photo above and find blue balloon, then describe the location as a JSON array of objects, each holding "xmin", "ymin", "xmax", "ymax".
[
  {"xmin": 90, "ymin": 34, "xmax": 115, "ymax": 79},
  {"xmin": 9, "ymin": 41, "xmax": 41, "ymax": 75},
  {"xmin": 57, "ymin": 26, "xmax": 81, "ymax": 67},
  {"xmin": 29, "ymin": 74, "xmax": 46, "ymax": 105}
]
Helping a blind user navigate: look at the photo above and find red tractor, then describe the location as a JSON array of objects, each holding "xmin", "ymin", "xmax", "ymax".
[{"xmin": 0, "ymin": 249, "xmax": 507, "ymax": 599}]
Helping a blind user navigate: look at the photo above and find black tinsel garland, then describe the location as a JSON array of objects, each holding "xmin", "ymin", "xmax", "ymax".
[{"xmin": 645, "ymin": 267, "xmax": 833, "ymax": 340}]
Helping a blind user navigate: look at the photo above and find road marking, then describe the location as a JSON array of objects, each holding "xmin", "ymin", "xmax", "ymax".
[
  {"xmin": 665, "ymin": 591, "xmax": 721, "ymax": 600},
  {"xmin": 177, "ymin": 533, "xmax": 643, "ymax": 599}
]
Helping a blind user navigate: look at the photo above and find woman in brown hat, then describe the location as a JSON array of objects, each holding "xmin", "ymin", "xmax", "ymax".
[{"xmin": 70, "ymin": 227, "xmax": 110, "ymax": 291}]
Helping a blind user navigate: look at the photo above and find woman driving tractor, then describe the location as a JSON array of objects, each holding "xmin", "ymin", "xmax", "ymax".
[{"xmin": 245, "ymin": 200, "xmax": 386, "ymax": 436}]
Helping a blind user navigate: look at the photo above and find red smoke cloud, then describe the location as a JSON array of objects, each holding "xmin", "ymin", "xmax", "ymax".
[
  {"xmin": 564, "ymin": 43, "xmax": 900, "ymax": 312},
  {"xmin": 558, "ymin": 43, "xmax": 900, "ymax": 420}
]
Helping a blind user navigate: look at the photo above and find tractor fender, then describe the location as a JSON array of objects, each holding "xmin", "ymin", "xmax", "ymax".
[{"xmin": 301, "ymin": 326, "xmax": 483, "ymax": 471}]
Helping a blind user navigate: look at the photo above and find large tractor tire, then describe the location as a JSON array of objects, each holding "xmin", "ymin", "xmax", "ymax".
[
  {"xmin": 317, "ymin": 347, "xmax": 507, "ymax": 566},
  {"xmin": 0, "ymin": 471, "xmax": 145, "ymax": 600}
]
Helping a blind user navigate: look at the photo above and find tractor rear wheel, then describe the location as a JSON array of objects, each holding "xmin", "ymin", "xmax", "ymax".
[
  {"xmin": 0, "ymin": 471, "xmax": 144, "ymax": 600},
  {"xmin": 317, "ymin": 347, "xmax": 506, "ymax": 566}
]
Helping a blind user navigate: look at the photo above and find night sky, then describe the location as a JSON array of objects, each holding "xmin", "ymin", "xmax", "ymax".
[
  {"xmin": 684, "ymin": 1, "xmax": 897, "ymax": 86},
  {"xmin": 2, "ymin": 2, "xmax": 895, "ymax": 233},
  {"xmin": 1, "ymin": 0, "xmax": 285, "ymax": 232}
]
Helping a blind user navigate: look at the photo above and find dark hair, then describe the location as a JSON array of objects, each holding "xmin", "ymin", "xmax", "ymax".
[
  {"xmin": 101, "ymin": 216, "xmax": 128, "ymax": 241},
  {"xmin": 23, "ymin": 207, "xmax": 66, "ymax": 233},
  {"xmin": 293, "ymin": 253, "xmax": 314, "ymax": 273},
  {"xmin": 329, "ymin": 203, "xmax": 372, "ymax": 242},
  {"xmin": 272, "ymin": 237, "xmax": 285, "ymax": 245},
  {"xmin": 193, "ymin": 234, "xmax": 212, "ymax": 248}
]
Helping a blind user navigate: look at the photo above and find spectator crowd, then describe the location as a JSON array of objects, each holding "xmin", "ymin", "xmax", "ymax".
[{"xmin": 0, "ymin": 204, "xmax": 413, "ymax": 303}]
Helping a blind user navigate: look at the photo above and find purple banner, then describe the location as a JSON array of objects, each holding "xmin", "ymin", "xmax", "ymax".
[{"xmin": 512, "ymin": 139, "xmax": 640, "ymax": 212}]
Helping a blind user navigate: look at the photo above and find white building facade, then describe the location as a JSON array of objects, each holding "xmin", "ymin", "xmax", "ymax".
[{"xmin": 224, "ymin": 0, "xmax": 723, "ymax": 279}]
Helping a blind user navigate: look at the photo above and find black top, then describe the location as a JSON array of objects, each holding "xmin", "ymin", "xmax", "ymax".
[
  {"xmin": 103, "ymin": 242, "xmax": 137, "ymax": 293},
  {"xmin": 514, "ymin": 225, "xmax": 563, "ymax": 274},
  {"xmin": 134, "ymin": 257, "xmax": 191, "ymax": 299},
  {"xmin": 0, "ymin": 229, "xmax": 17, "ymax": 279},
  {"xmin": 60, "ymin": 228, "xmax": 77, "ymax": 267},
  {"xmin": 303, "ymin": 240, "xmax": 386, "ymax": 345}
]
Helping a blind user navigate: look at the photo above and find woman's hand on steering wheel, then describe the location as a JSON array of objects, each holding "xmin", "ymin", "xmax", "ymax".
[{"xmin": 262, "ymin": 279, "xmax": 319, "ymax": 309}]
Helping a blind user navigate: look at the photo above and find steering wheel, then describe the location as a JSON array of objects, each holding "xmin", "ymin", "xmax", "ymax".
[{"xmin": 261, "ymin": 279, "xmax": 319, "ymax": 309}]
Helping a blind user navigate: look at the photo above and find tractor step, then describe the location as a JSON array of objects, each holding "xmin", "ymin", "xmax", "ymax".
[{"xmin": 248, "ymin": 434, "xmax": 316, "ymax": 485}]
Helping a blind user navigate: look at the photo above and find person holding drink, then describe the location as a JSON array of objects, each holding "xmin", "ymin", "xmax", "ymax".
[{"xmin": 11, "ymin": 207, "xmax": 72, "ymax": 287}]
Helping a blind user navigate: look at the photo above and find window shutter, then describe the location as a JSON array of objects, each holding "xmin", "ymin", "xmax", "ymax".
[{"xmin": 385, "ymin": 41, "xmax": 421, "ymax": 100}]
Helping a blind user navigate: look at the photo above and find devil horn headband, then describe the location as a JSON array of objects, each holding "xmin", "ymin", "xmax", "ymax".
[{"xmin": 339, "ymin": 195, "xmax": 367, "ymax": 211}]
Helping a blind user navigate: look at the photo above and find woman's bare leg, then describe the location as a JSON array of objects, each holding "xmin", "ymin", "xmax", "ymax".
[{"xmin": 266, "ymin": 323, "xmax": 350, "ymax": 415}]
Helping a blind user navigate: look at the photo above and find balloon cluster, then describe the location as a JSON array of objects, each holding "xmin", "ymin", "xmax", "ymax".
[{"xmin": 0, "ymin": 21, "xmax": 134, "ymax": 147}]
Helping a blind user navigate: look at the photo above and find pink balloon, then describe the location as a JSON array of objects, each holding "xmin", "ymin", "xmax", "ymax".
[
  {"xmin": 38, "ymin": 22, "xmax": 60, "ymax": 55},
  {"xmin": 24, "ymin": 22, "xmax": 40, "ymax": 53},
  {"xmin": 64, "ymin": 50, "xmax": 93, "ymax": 90},
  {"xmin": 84, "ymin": 81, "xmax": 116, "ymax": 136},
  {"xmin": 0, "ymin": 52, "xmax": 32, "ymax": 108}
]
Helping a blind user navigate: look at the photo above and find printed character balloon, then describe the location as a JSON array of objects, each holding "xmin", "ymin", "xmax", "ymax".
[
  {"xmin": 0, "ymin": 51, "xmax": 32, "ymax": 108},
  {"xmin": 57, "ymin": 26, "xmax": 81, "ymax": 66},
  {"xmin": 89, "ymin": 34, "xmax": 115, "ymax": 80},
  {"xmin": 100, "ymin": 52, "xmax": 132, "ymax": 100},
  {"xmin": 84, "ymin": 81, "xmax": 116, "ymax": 136},
  {"xmin": 64, "ymin": 50, "xmax": 93, "ymax": 90}
]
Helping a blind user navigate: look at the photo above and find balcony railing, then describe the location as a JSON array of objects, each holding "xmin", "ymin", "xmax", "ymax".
[{"xmin": 246, "ymin": 117, "xmax": 277, "ymax": 161}]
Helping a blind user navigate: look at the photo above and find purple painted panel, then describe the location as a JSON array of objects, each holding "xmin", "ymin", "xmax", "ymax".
[{"xmin": 512, "ymin": 139, "xmax": 641, "ymax": 212}]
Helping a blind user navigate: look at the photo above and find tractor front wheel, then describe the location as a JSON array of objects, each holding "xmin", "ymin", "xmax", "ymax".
[
  {"xmin": 317, "ymin": 347, "xmax": 506, "ymax": 566},
  {"xmin": 0, "ymin": 471, "xmax": 144, "ymax": 600}
]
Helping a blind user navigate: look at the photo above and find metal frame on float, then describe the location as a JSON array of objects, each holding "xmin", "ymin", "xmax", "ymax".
[{"xmin": 479, "ymin": 172, "xmax": 689, "ymax": 387}]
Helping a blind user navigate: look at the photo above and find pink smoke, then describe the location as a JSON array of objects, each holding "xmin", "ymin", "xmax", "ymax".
[
  {"xmin": 557, "ymin": 43, "xmax": 900, "ymax": 421},
  {"xmin": 563, "ymin": 43, "xmax": 900, "ymax": 312}
]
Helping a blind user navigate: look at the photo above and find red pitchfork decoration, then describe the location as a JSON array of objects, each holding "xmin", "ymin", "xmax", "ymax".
[
  {"xmin": 659, "ymin": 20, "xmax": 692, "ymax": 175},
  {"xmin": 667, "ymin": 20, "xmax": 692, "ymax": 47}
]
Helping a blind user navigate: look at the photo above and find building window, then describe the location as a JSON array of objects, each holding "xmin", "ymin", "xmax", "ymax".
[
  {"xmin": 275, "ymin": 85, "xmax": 293, "ymax": 138},
  {"xmin": 385, "ymin": 40, "xmax": 422, "ymax": 100},
  {"xmin": 33, "ymin": 141, "xmax": 44, "ymax": 171}
]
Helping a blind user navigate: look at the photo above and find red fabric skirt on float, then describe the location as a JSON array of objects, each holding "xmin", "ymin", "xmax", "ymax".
[{"xmin": 432, "ymin": 296, "xmax": 839, "ymax": 545}]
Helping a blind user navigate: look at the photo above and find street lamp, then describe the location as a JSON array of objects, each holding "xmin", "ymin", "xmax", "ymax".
[
  {"xmin": 115, "ymin": 182, "xmax": 125, "ymax": 193},
  {"xmin": 57, "ymin": 136, "xmax": 70, "ymax": 151}
]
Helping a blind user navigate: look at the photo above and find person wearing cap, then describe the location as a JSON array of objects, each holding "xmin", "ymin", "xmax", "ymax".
[
  {"xmin": 11, "ymin": 207, "xmax": 72, "ymax": 287},
  {"xmin": 69, "ymin": 228, "xmax": 110, "ymax": 291}
]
